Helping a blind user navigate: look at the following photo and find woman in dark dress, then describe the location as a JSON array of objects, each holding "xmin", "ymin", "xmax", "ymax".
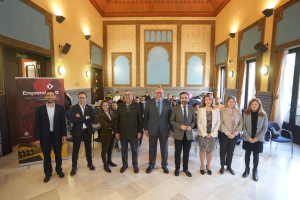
[
  {"xmin": 98, "ymin": 100, "xmax": 117, "ymax": 173},
  {"xmin": 242, "ymin": 98, "xmax": 268, "ymax": 181}
]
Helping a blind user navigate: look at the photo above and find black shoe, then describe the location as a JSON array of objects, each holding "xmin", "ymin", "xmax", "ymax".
[
  {"xmin": 44, "ymin": 176, "xmax": 51, "ymax": 183},
  {"xmin": 174, "ymin": 169, "xmax": 179, "ymax": 176},
  {"xmin": 87, "ymin": 163, "xmax": 95, "ymax": 170},
  {"xmin": 57, "ymin": 172, "xmax": 65, "ymax": 178},
  {"xmin": 253, "ymin": 169, "xmax": 258, "ymax": 181},
  {"xmin": 206, "ymin": 165, "xmax": 212, "ymax": 175},
  {"xmin": 70, "ymin": 168, "xmax": 77, "ymax": 176},
  {"xmin": 219, "ymin": 166, "xmax": 224, "ymax": 174},
  {"xmin": 227, "ymin": 168, "xmax": 236, "ymax": 175},
  {"xmin": 183, "ymin": 170, "xmax": 192, "ymax": 177},
  {"xmin": 107, "ymin": 161, "xmax": 117, "ymax": 167},
  {"xmin": 146, "ymin": 165, "xmax": 154, "ymax": 174},
  {"xmin": 104, "ymin": 165, "xmax": 112, "ymax": 173},
  {"xmin": 162, "ymin": 167, "xmax": 169, "ymax": 174},
  {"xmin": 200, "ymin": 169, "xmax": 205, "ymax": 175},
  {"xmin": 242, "ymin": 168, "xmax": 250, "ymax": 178}
]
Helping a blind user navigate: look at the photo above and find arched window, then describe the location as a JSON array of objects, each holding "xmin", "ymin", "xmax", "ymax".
[
  {"xmin": 162, "ymin": 31, "xmax": 167, "ymax": 42},
  {"xmin": 167, "ymin": 31, "xmax": 172, "ymax": 42},
  {"xmin": 186, "ymin": 55, "xmax": 205, "ymax": 86},
  {"xmin": 156, "ymin": 31, "xmax": 161, "ymax": 42},
  {"xmin": 113, "ymin": 55, "xmax": 130, "ymax": 85},
  {"xmin": 151, "ymin": 31, "xmax": 155, "ymax": 42},
  {"xmin": 147, "ymin": 47, "xmax": 170, "ymax": 85},
  {"xmin": 145, "ymin": 31, "xmax": 150, "ymax": 42}
]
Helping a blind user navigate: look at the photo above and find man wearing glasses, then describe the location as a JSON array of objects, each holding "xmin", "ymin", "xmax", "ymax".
[
  {"xmin": 144, "ymin": 87, "xmax": 173, "ymax": 174},
  {"xmin": 70, "ymin": 92, "xmax": 95, "ymax": 176},
  {"xmin": 114, "ymin": 90, "xmax": 143, "ymax": 173}
]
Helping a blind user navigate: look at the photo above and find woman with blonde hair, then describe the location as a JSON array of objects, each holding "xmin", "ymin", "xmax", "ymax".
[
  {"xmin": 242, "ymin": 98, "xmax": 268, "ymax": 181},
  {"xmin": 197, "ymin": 94, "xmax": 220, "ymax": 175},
  {"xmin": 219, "ymin": 96, "xmax": 243, "ymax": 175}
]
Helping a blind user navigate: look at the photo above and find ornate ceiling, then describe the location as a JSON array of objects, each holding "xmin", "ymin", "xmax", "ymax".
[{"xmin": 89, "ymin": 0, "xmax": 231, "ymax": 17}]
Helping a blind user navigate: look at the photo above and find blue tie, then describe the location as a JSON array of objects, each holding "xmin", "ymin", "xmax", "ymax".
[{"xmin": 184, "ymin": 106, "xmax": 187, "ymax": 121}]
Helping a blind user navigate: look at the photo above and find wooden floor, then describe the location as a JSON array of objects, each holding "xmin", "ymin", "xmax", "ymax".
[{"xmin": 0, "ymin": 134, "xmax": 299, "ymax": 200}]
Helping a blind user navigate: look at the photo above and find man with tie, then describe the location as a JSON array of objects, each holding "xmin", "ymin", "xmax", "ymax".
[
  {"xmin": 170, "ymin": 92, "xmax": 196, "ymax": 177},
  {"xmin": 70, "ymin": 92, "xmax": 95, "ymax": 176},
  {"xmin": 114, "ymin": 90, "xmax": 143, "ymax": 173},
  {"xmin": 35, "ymin": 90, "xmax": 67, "ymax": 183},
  {"xmin": 144, "ymin": 87, "xmax": 172, "ymax": 174}
]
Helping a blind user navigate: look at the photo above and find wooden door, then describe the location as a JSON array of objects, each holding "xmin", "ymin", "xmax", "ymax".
[
  {"xmin": 3, "ymin": 51, "xmax": 22, "ymax": 147},
  {"xmin": 91, "ymin": 67, "xmax": 103, "ymax": 103}
]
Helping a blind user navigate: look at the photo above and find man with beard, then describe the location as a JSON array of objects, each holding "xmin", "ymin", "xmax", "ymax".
[
  {"xmin": 35, "ymin": 90, "xmax": 67, "ymax": 183},
  {"xmin": 170, "ymin": 92, "xmax": 196, "ymax": 177}
]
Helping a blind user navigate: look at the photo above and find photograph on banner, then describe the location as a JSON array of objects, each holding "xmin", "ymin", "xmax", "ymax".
[{"xmin": 15, "ymin": 78, "xmax": 67, "ymax": 166}]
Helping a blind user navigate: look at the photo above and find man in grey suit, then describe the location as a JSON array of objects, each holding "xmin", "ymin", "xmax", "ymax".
[
  {"xmin": 114, "ymin": 90, "xmax": 143, "ymax": 174},
  {"xmin": 144, "ymin": 87, "xmax": 173, "ymax": 174},
  {"xmin": 170, "ymin": 92, "xmax": 196, "ymax": 177}
]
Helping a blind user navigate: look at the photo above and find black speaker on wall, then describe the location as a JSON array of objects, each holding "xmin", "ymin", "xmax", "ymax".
[
  {"xmin": 254, "ymin": 42, "xmax": 268, "ymax": 54},
  {"xmin": 59, "ymin": 43, "xmax": 71, "ymax": 55}
]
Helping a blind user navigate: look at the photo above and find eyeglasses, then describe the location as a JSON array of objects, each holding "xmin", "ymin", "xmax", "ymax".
[
  {"xmin": 155, "ymin": 92, "xmax": 163, "ymax": 95},
  {"xmin": 124, "ymin": 94, "xmax": 132, "ymax": 97},
  {"xmin": 78, "ymin": 97, "xmax": 86, "ymax": 99}
]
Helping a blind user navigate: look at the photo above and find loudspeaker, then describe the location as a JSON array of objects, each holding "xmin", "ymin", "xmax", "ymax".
[
  {"xmin": 59, "ymin": 43, "xmax": 71, "ymax": 55},
  {"xmin": 254, "ymin": 42, "xmax": 268, "ymax": 54}
]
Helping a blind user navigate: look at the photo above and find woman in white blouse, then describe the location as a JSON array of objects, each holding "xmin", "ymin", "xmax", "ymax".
[{"xmin": 197, "ymin": 94, "xmax": 220, "ymax": 175}]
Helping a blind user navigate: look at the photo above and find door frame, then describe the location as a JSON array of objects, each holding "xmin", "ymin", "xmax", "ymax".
[{"xmin": 243, "ymin": 58, "xmax": 256, "ymax": 110}]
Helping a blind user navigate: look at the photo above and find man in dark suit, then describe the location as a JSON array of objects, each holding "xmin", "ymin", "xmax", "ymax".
[
  {"xmin": 144, "ymin": 87, "xmax": 172, "ymax": 174},
  {"xmin": 35, "ymin": 90, "xmax": 67, "ymax": 183},
  {"xmin": 114, "ymin": 90, "xmax": 143, "ymax": 173},
  {"xmin": 143, "ymin": 92, "xmax": 151, "ymax": 101},
  {"xmin": 70, "ymin": 92, "xmax": 95, "ymax": 176},
  {"xmin": 170, "ymin": 92, "xmax": 196, "ymax": 177}
]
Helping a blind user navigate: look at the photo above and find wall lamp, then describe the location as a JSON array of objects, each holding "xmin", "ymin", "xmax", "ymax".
[
  {"xmin": 261, "ymin": 66, "xmax": 269, "ymax": 75},
  {"xmin": 85, "ymin": 35, "xmax": 91, "ymax": 40},
  {"xmin": 229, "ymin": 33, "xmax": 235, "ymax": 38},
  {"xmin": 229, "ymin": 71, "xmax": 234, "ymax": 78},
  {"xmin": 56, "ymin": 15, "xmax": 66, "ymax": 23},
  {"xmin": 86, "ymin": 70, "xmax": 90, "ymax": 77},
  {"xmin": 58, "ymin": 66, "xmax": 65, "ymax": 75},
  {"xmin": 262, "ymin": 9, "xmax": 273, "ymax": 17}
]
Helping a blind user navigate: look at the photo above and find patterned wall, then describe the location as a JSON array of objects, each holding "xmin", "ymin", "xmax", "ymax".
[
  {"xmin": 104, "ymin": 86, "xmax": 214, "ymax": 99},
  {"xmin": 181, "ymin": 25, "xmax": 212, "ymax": 87},
  {"xmin": 107, "ymin": 25, "xmax": 136, "ymax": 87},
  {"xmin": 256, "ymin": 91, "xmax": 273, "ymax": 120},
  {"xmin": 224, "ymin": 88, "xmax": 238, "ymax": 105}
]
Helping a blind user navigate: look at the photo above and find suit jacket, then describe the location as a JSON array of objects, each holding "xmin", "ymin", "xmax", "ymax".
[
  {"xmin": 197, "ymin": 107, "xmax": 220, "ymax": 137},
  {"xmin": 242, "ymin": 112, "xmax": 268, "ymax": 142},
  {"xmin": 170, "ymin": 105, "xmax": 196, "ymax": 140},
  {"xmin": 34, "ymin": 103, "xmax": 66, "ymax": 143},
  {"xmin": 114, "ymin": 102, "xmax": 143, "ymax": 139},
  {"xmin": 98, "ymin": 111, "xmax": 115, "ymax": 143},
  {"xmin": 71, "ymin": 103, "xmax": 94, "ymax": 136},
  {"xmin": 219, "ymin": 108, "xmax": 243, "ymax": 133},
  {"xmin": 144, "ymin": 98, "xmax": 172, "ymax": 136}
]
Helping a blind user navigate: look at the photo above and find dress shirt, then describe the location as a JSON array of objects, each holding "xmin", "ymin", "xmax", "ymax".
[
  {"xmin": 113, "ymin": 95, "xmax": 120, "ymax": 102},
  {"xmin": 46, "ymin": 103, "xmax": 55, "ymax": 131},
  {"xmin": 181, "ymin": 104, "xmax": 188, "ymax": 117},
  {"xmin": 79, "ymin": 103, "xmax": 87, "ymax": 129},
  {"xmin": 155, "ymin": 98, "xmax": 163, "ymax": 115}
]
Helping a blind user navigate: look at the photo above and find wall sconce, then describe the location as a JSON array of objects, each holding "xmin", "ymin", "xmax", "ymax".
[
  {"xmin": 85, "ymin": 35, "xmax": 91, "ymax": 40},
  {"xmin": 262, "ymin": 9, "xmax": 273, "ymax": 17},
  {"xmin": 229, "ymin": 33, "xmax": 235, "ymax": 38},
  {"xmin": 58, "ymin": 66, "xmax": 65, "ymax": 75},
  {"xmin": 229, "ymin": 71, "xmax": 234, "ymax": 77},
  {"xmin": 86, "ymin": 70, "xmax": 90, "ymax": 77},
  {"xmin": 228, "ymin": 60, "xmax": 234, "ymax": 65},
  {"xmin": 56, "ymin": 15, "xmax": 66, "ymax": 23},
  {"xmin": 261, "ymin": 66, "xmax": 269, "ymax": 75}
]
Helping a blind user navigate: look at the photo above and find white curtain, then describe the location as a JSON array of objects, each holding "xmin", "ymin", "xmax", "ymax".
[
  {"xmin": 248, "ymin": 62, "xmax": 256, "ymax": 104},
  {"xmin": 274, "ymin": 50, "xmax": 289, "ymax": 129},
  {"xmin": 240, "ymin": 64, "xmax": 247, "ymax": 111}
]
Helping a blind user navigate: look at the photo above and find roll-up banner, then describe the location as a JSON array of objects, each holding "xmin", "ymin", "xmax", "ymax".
[{"xmin": 15, "ymin": 78, "xmax": 67, "ymax": 167}]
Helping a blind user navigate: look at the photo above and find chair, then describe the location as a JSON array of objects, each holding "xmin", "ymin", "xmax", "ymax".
[
  {"xmin": 268, "ymin": 122, "xmax": 293, "ymax": 158},
  {"xmin": 93, "ymin": 107, "xmax": 100, "ymax": 116}
]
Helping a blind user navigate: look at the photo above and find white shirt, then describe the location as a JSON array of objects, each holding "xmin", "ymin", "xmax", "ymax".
[
  {"xmin": 113, "ymin": 95, "xmax": 120, "ymax": 102},
  {"xmin": 181, "ymin": 104, "xmax": 188, "ymax": 117},
  {"xmin": 46, "ymin": 103, "xmax": 55, "ymax": 131},
  {"xmin": 79, "ymin": 104, "xmax": 87, "ymax": 129}
]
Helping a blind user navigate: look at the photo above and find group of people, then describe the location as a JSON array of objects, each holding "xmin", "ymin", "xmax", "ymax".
[{"xmin": 34, "ymin": 88, "xmax": 268, "ymax": 184}]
